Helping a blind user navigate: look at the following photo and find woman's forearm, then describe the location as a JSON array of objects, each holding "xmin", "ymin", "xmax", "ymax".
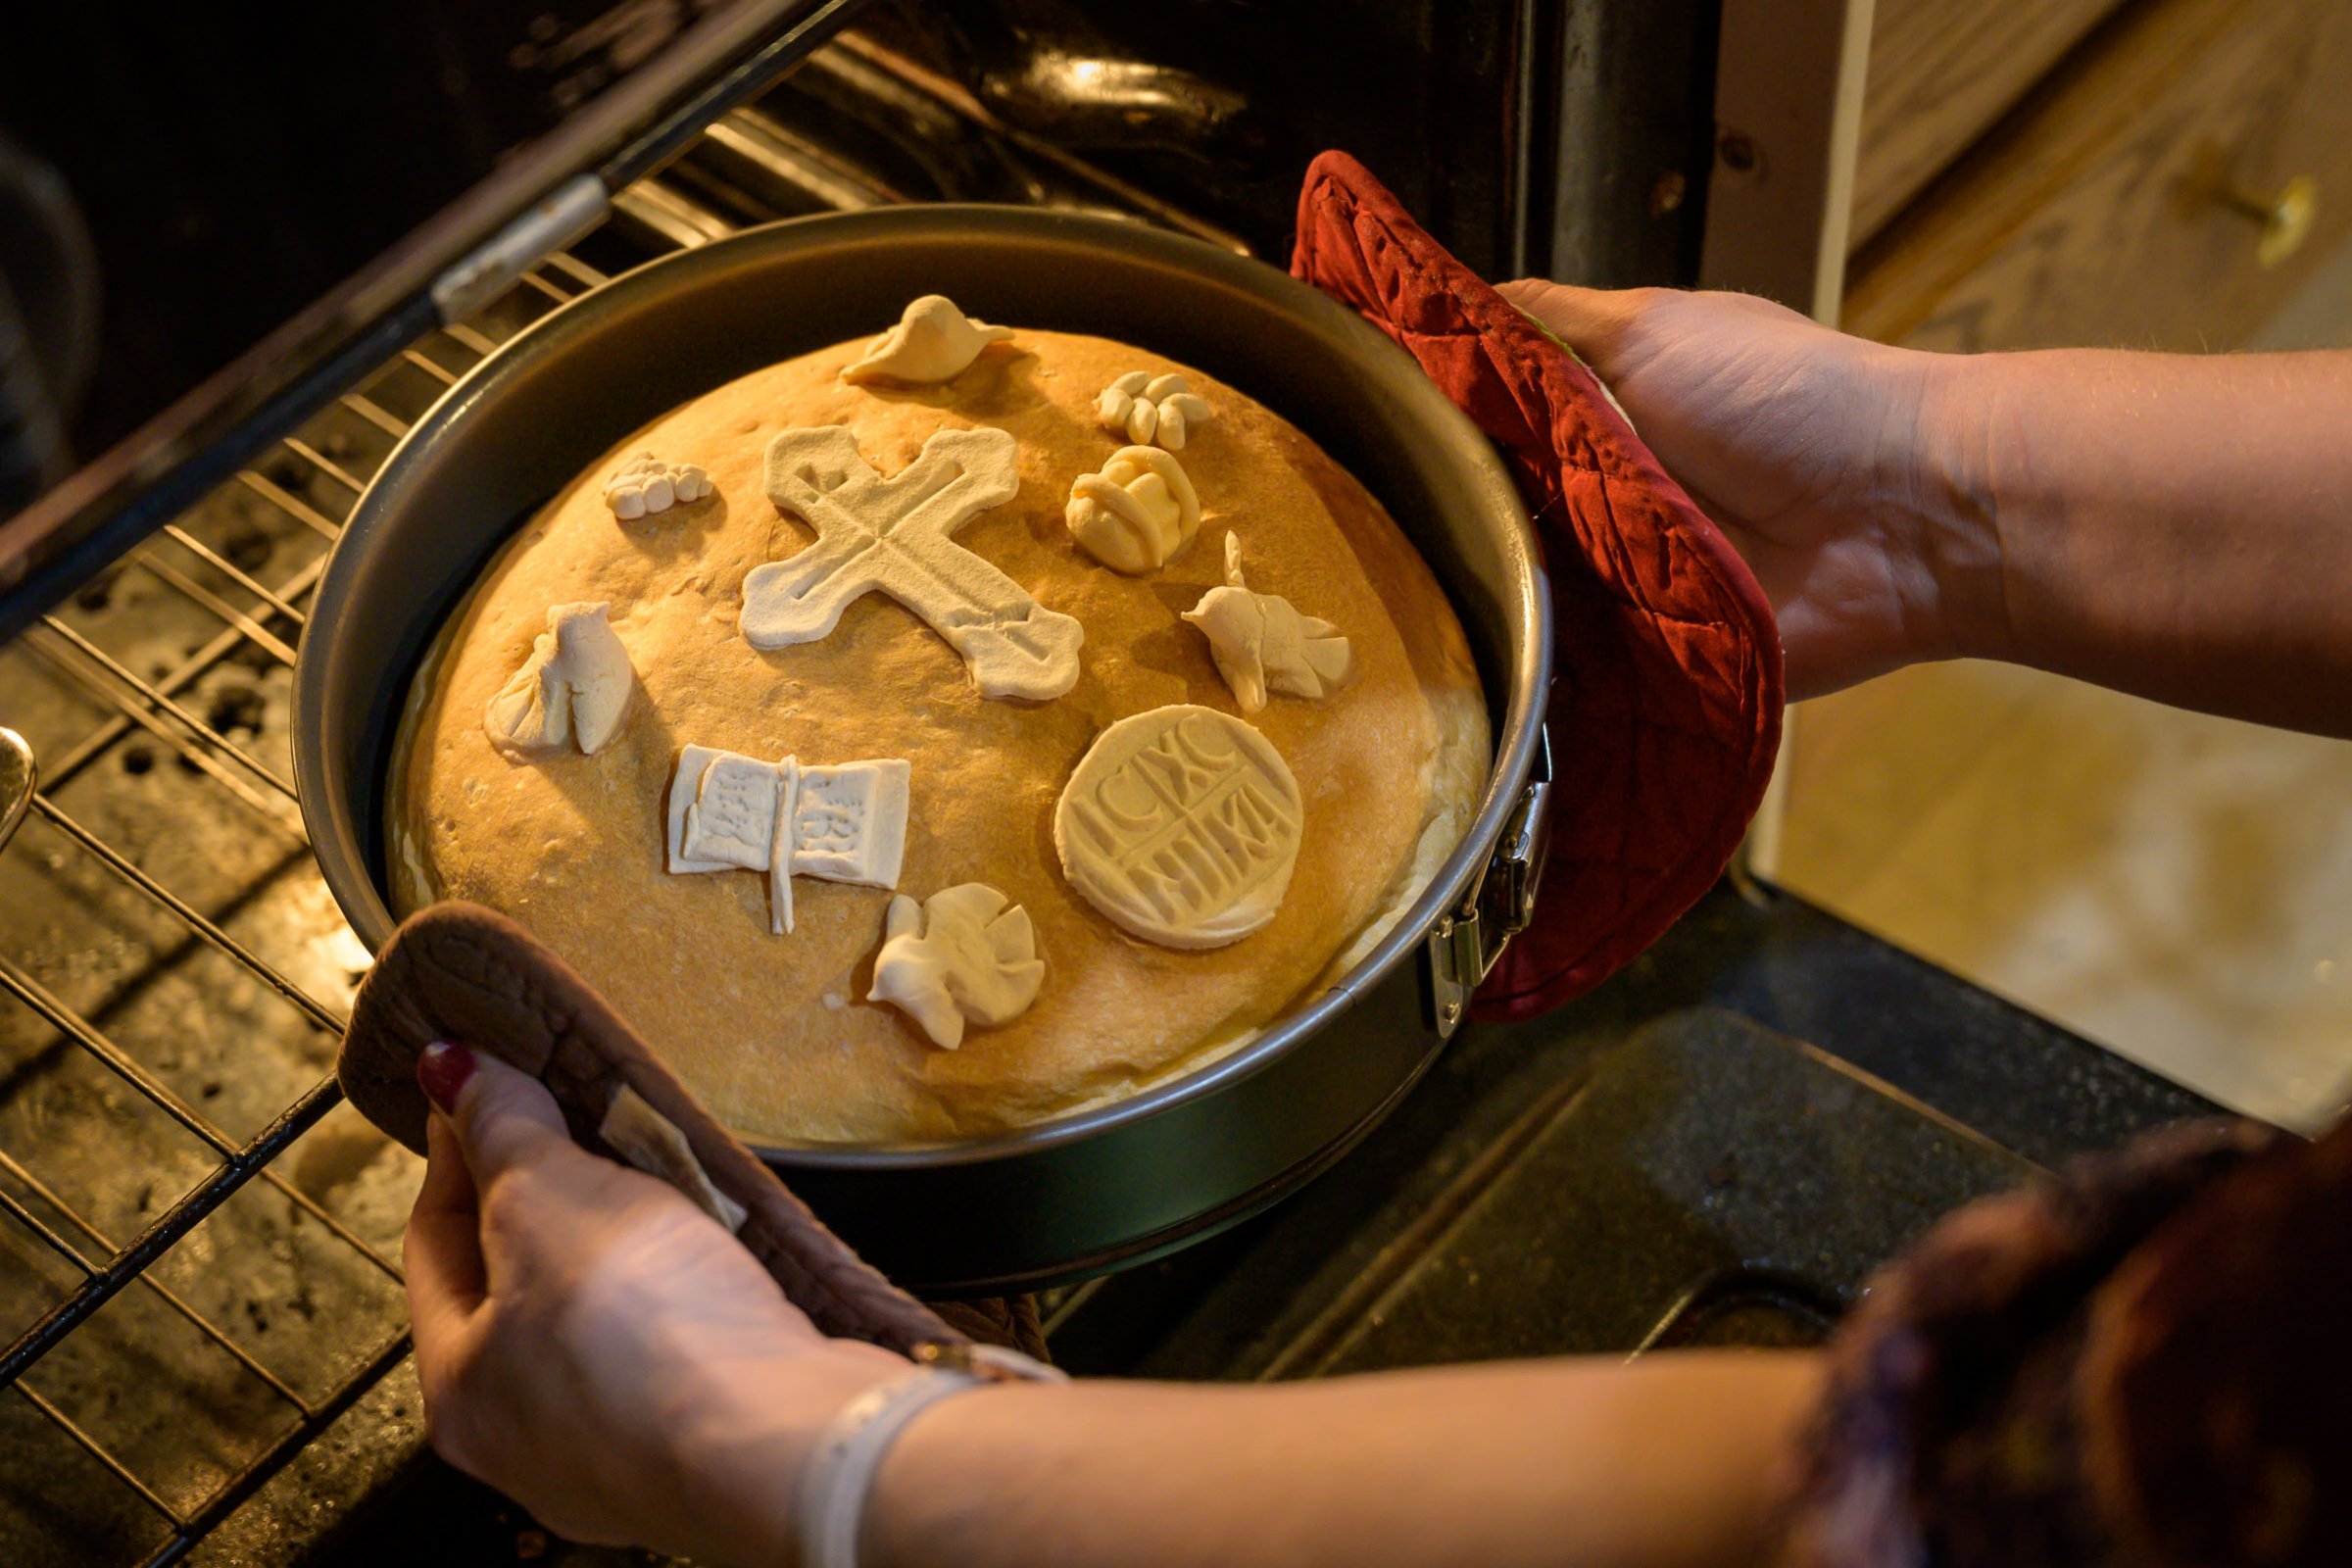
[
  {"xmin": 852, "ymin": 1352, "xmax": 1823, "ymax": 1568},
  {"xmin": 1936, "ymin": 348, "xmax": 2352, "ymax": 736}
]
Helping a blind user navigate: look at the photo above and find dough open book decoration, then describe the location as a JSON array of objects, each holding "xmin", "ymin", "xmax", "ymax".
[
  {"xmin": 665, "ymin": 745, "xmax": 911, "ymax": 934},
  {"xmin": 741, "ymin": 425, "xmax": 1084, "ymax": 701}
]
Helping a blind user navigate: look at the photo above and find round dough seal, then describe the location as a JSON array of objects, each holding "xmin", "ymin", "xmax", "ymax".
[{"xmin": 1054, "ymin": 705, "xmax": 1302, "ymax": 949}]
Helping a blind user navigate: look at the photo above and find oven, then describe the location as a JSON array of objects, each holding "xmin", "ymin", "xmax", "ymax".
[{"xmin": 0, "ymin": 4, "xmax": 2210, "ymax": 1563}]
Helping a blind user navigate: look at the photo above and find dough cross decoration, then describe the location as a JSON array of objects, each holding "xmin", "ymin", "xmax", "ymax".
[{"xmin": 741, "ymin": 425, "xmax": 1083, "ymax": 701}]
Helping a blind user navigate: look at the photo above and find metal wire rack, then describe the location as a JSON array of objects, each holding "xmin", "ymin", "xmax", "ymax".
[
  {"xmin": 2, "ymin": 75, "xmax": 822, "ymax": 1568},
  {"xmin": 0, "ymin": 37, "xmax": 1228, "ymax": 1559},
  {"xmin": 0, "ymin": 241, "xmax": 642, "ymax": 1566}
]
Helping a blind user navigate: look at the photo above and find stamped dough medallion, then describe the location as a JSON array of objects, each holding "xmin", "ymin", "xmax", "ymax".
[{"xmin": 1054, "ymin": 705, "xmax": 1303, "ymax": 950}]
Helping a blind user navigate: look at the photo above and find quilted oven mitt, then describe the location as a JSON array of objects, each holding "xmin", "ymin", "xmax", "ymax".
[
  {"xmin": 337, "ymin": 900, "xmax": 1042, "ymax": 1358},
  {"xmin": 1291, "ymin": 151, "xmax": 1786, "ymax": 1019}
]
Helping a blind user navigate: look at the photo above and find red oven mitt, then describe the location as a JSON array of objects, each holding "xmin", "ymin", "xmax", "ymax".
[{"xmin": 1292, "ymin": 151, "xmax": 1785, "ymax": 1019}]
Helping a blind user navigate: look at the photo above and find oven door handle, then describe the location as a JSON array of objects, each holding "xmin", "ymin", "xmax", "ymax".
[{"xmin": 430, "ymin": 175, "xmax": 612, "ymax": 324}]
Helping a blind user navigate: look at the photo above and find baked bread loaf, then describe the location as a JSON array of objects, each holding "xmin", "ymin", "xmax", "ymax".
[{"xmin": 389, "ymin": 319, "xmax": 1488, "ymax": 1145}]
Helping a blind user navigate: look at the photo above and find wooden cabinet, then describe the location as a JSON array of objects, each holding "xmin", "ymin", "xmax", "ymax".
[
  {"xmin": 1763, "ymin": 0, "xmax": 2352, "ymax": 1130},
  {"xmin": 1852, "ymin": 0, "xmax": 2119, "ymax": 247},
  {"xmin": 1843, "ymin": 0, "xmax": 2352, "ymax": 353}
]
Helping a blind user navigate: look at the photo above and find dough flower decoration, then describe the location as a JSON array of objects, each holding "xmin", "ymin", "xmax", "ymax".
[
  {"xmin": 1183, "ymin": 535, "xmax": 1353, "ymax": 713},
  {"xmin": 1065, "ymin": 445, "xmax": 1201, "ymax": 574},
  {"xmin": 483, "ymin": 602, "xmax": 637, "ymax": 760},
  {"xmin": 842, "ymin": 294, "xmax": 1015, "ymax": 386},
  {"xmin": 1095, "ymin": 370, "xmax": 1213, "ymax": 451},
  {"xmin": 868, "ymin": 883, "xmax": 1046, "ymax": 1050},
  {"xmin": 604, "ymin": 452, "xmax": 712, "ymax": 520}
]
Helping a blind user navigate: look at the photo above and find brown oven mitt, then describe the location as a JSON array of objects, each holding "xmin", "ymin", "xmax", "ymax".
[{"xmin": 338, "ymin": 899, "xmax": 1042, "ymax": 1360}]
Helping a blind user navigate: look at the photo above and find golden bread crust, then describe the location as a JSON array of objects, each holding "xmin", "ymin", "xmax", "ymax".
[{"xmin": 392, "ymin": 327, "xmax": 1487, "ymax": 1144}]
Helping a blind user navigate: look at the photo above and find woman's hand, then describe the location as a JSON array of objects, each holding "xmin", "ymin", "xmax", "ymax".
[
  {"xmin": 398, "ymin": 1047, "xmax": 1825, "ymax": 1568},
  {"xmin": 1495, "ymin": 280, "xmax": 2004, "ymax": 699},
  {"xmin": 404, "ymin": 1042, "xmax": 905, "ymax": 1562}
]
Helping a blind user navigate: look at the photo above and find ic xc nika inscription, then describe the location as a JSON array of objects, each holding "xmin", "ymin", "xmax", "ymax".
[{"xmin": 1054, "ymin": 705, "xmax": 1303, "ymax": 950}]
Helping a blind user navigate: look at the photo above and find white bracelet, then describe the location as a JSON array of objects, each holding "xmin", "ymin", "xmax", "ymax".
[{"xmin": 796, "ymin": 1344, "xmax": 1065, "ymax": 1568}]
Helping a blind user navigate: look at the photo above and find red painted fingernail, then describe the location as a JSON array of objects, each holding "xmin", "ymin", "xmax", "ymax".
[{"xmin": 417, "ymin": 1041, "xmax": 476, "ymax": 1113}]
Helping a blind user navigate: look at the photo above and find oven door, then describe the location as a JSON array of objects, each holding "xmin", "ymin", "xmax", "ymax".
[{"xmin": 0, "ymin": 0, "xmax": 869, "ymax": 639}]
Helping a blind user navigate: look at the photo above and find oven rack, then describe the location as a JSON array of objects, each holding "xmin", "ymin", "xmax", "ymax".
[
  {"xmin": 0, "ymin": 83, "xmax": 811, "ymax": 1568},
  {"xmin": 0, "ymin": 241, "xmax": 644, "ymax": 1568},
  {"xmin": 0, "ymin": 40, "xmax": 1226, "ymax": 1558}
]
